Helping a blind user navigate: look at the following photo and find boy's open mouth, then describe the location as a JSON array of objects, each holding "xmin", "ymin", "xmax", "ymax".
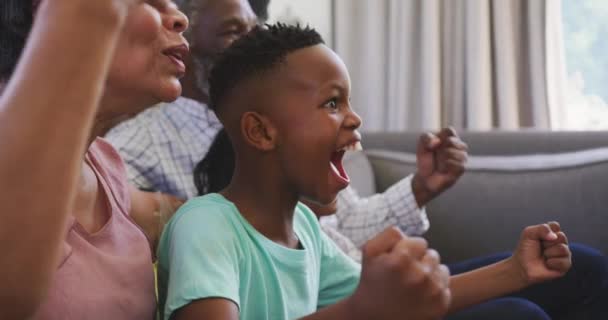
[
  {"xmin": 330, "ymin": 150, "xmax": 348, "ymax": 183},
  {"xmin": 329, "ymin": 140, "xmax": 362, "ymax": 187}
]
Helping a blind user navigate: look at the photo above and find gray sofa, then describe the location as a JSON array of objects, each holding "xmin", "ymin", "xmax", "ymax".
[{"xmin": 345, "ymin": 131, "xmax": 608, "ymax": 263}]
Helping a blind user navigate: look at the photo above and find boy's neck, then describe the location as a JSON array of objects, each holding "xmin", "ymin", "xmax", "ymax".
[{"xmin": 222, "ymin": 162, "xmax": 301, "ymax": 249}]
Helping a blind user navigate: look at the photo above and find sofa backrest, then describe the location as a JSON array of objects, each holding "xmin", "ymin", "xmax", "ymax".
[
  {"xmin": 362, "ymin": 130, "xmax": 608, "ymax": 155},
  {"xmin": 343, "ymin": 151, "xmax": 376, "ymax": 197},
  {"xmin": 359, "ymin": 147, "xmax": 608, "ymax": 263}
]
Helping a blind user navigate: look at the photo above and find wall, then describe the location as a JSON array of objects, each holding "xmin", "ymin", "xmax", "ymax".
[{"xmin": 267, "ymin": 0, "xmax": 334, "ymax": 47}]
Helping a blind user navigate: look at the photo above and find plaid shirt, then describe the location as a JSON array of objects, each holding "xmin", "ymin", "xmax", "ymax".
[
  {"xmin": 106, "ymin": 97, "xmax": 429, "ymax": 259},
  {"xmin": 106, "ymin": 97, "xmax": 223, "ymax": 199}
]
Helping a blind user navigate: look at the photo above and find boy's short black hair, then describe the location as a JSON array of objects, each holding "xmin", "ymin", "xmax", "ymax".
[
  {"xmin": 0, "ymin": 0, "xmax": 34, "ymax": 80},
  {"xmin": 208, "ymin": 23, "xmax": 324, "ymax": 113}
]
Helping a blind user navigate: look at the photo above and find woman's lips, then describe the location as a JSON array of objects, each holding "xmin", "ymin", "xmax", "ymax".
[
  {"xmin": 166, "ymin": 54, "xmax": 186, "ymax": 74},
  {"xmin": 162, "ymin": 44, "xmax": 189, "ymax": 75}
]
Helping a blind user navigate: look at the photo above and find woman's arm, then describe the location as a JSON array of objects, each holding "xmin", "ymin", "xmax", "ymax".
[
  {"xmin": 448, "ymin": 223, "xmax": 571, "ymax": 313},
  {"xmin": 448, "ymin": 258, "xmax": 527, "ymax": 312},
  {"xmin": 129, "ymin": 185, "xmax": 185, "ymax": 253},
  {"xmin": 0, "ymin": 1, "xmax": 130, "ymax": 318}
]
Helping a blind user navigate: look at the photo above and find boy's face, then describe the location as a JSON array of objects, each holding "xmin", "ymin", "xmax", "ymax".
[{"xmin": 263, "ymin": 44, "xmax": 362, "ymax": 206}]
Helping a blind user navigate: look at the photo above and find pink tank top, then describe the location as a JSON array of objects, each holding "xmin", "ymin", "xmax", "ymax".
[{"xmin": 32, "ymin": 138, "xmax": 157, "ymax": 320}]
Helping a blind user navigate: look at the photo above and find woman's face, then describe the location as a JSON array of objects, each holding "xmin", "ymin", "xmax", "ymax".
[{"xmin": 106, "ymin": 0, "xmax": 189, "ymax": 111}]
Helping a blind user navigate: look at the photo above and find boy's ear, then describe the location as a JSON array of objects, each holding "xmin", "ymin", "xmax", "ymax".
[{"xmin": 241, "ymin": 111, "xmax": 278, "ymax": 151}]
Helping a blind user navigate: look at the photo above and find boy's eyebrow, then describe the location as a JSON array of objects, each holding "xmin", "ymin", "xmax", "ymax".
[
  {"xmin": 321, "ymin": 81, "xmax": 349, "ymax": 95},
  {"xmin": 283, "ymin": 75, "xmax": 318, "ymax": 92},
  {"xmin": 281, "ymin": 72, "xmax": 349, "ymax": 95}
]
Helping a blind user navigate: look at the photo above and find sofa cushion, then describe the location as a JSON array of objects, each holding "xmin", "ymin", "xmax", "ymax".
[
  {"xmin": 364, "ymin": 148, "xmax": 608, "ymax": 263},
  {"xmin": 364, "ymin": 150, "xmax": 417, "ymax": 193}
]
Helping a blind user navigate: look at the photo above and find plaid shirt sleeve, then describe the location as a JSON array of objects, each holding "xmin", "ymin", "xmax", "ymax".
[
  {"xmin": 105, "ymin": 114, "xmax": 157, "ymax": 191},
  {"xmin": 333, "ymin": 174, "xmax": 429, "ymax": 247},
  {"xmin": 320, "ymin": 223, "xmax": 362, "ymax": 263}
]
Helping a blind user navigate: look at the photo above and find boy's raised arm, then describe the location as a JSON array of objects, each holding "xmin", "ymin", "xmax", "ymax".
[
  {"xmin": 173, "ymin": 298, "xmax": 239, "ymax": 320},
  {"xmin": 303, "ymin": 227, "xmax": 451, "ymax": 320},
  {"xmin": 173, "ymin": 228, "xmax": 451, "ymax": 320},
  {"xmin": 176, "ymin": 298, "xmax": 360, "ymax": 320}
]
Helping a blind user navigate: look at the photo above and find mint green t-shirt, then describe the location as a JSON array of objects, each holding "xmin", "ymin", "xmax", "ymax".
[{"xmin": 157, "ymin": 194, "xmax": 361, "ymax": 320}]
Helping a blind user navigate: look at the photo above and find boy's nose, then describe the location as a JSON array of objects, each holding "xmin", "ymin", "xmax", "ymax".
[{"xmin": 344, "ymin": 108, "xmax": 362, "ymax": 130}]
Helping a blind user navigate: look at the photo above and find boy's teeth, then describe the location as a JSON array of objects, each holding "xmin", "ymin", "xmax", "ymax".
[
  {"xmin": 340, "ymin": 141, "xmax": 363, "ymax": 152},
  {"xmin": 330, "ymin": 161, "xmax": 340, "ymax": 175}
]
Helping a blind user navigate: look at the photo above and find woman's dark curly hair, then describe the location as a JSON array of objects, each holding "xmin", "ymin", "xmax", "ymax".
[
  {"xmin": 193, "ymin": 129, "xmax": 235, "ymax": 195},
  {"xmin": 0, "ymin": 0, "xmax": 35, "ymax": 81},
  {"xmin": 247, "ymin": 0, "xmax": 270, "ymax": 21}
]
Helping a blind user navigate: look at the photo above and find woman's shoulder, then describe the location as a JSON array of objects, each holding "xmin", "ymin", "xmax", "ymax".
[
  {"xmin": 87, "ymin": 137, "xmax": 131, "ymax": 212},
  {"xmin": 89, "ymin": 137, "xmax": 124, "ymax": 167}
]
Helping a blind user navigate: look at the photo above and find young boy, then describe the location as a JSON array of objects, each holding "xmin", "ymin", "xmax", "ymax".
[
  {"xmin": 157, "ymin": 24, "xmax": 571, "ymax": 320},
  {"xmin": 193, "ymin": 129, "xmax": 592, "ymax": 319}
]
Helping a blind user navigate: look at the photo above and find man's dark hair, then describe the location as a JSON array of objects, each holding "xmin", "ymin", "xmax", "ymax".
[
  {"xmin": 208, "ymin": 23, "xmax": 324, "ymax": 113},
  {"xmin": 194, "ymin": 129, "xmax": 235, "ymax": 195},
  {"xmin": 247, "ymin": 0, "xmax": 270, "ymax": 22},
  {"xmin": 0, "ymin": 0, "xmax": 34, "ymax": 80}
]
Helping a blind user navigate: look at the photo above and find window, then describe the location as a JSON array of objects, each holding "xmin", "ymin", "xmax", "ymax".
[{"xmin": 561, "ymin": 0, "xmax": 608, "ymax": 130}]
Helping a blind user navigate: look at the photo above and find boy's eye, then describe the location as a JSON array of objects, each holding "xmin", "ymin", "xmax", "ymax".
[{"xmin": 323, "ymin": 98, "xmax": 339, "ymax": 111}]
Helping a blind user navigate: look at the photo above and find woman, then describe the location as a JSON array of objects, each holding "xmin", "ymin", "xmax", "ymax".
[{"xmin": 0, "ymin": 0, "xmax": 187, "ymax": 319}]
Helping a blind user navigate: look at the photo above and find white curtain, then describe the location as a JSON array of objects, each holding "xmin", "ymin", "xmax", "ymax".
[{"xmin": 334, "ymin": 0, "xmax": 567, "ymax": 131}]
